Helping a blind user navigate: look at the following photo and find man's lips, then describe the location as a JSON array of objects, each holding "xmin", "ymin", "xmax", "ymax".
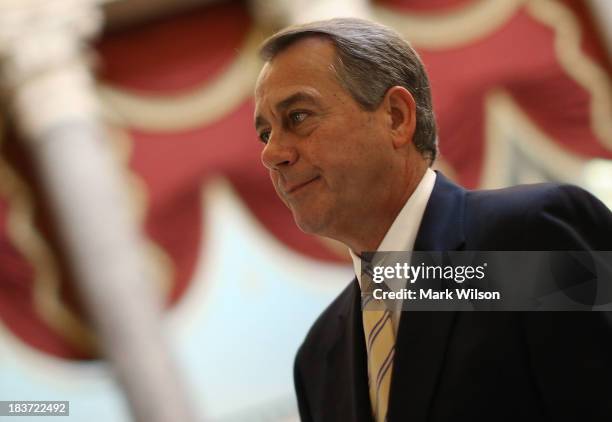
[{"xmin": 284, "ymin": 176, "xmax": 321, "ymax": 194}]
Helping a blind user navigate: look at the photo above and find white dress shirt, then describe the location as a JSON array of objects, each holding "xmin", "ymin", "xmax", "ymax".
[{"xmin": 350, "ymin": 168, "xmax": 437, "ymax": 333}]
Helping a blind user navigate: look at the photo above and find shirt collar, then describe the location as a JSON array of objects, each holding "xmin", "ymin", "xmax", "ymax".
[{"xmin": 349, "ymin": 168, "xmax": 437, "ymax": 286}]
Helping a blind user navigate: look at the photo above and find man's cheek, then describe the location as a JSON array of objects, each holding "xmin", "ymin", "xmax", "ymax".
[
  {"xmin": 269, "ymin": 173, "xmax": 281, "ymax": 194},
  {"xmin": 271, "ymin": 178, "xmax": 291, "ymax": 208}
]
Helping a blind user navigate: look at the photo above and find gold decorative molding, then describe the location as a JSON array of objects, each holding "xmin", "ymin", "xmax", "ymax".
[
  {"xmin": 105, "ymin": 124, "xmax": 174, "ymax": 301},
  {"xmin": 98, "ymin": 27, "xmax": 266, "ymax": 132},
  {"xmin": 525, "ymin": 0, "xmax": 612, "ymax": 150},
  {"xmin": 0, "ymin": 117, "xmax": 98, "ymax": 356},
  {"xmin": 373, "ymin": 0, "xmax": 526, "ymax": 50},
  {"xmin": 481, "ymin": 89, "xmax": 586, "ymax": 189}
]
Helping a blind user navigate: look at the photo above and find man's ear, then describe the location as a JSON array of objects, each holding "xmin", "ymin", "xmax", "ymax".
[{"xmin": 383, "ymin": 86, "xmax": 416, "ymax": 149}]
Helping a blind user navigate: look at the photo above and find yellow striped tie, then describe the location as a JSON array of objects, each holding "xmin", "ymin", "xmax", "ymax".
[{"xmin": 362, "ymin": 264, "xmax": 396, "ymax": 422}]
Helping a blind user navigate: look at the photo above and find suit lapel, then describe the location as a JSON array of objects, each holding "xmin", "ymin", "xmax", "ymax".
[
  {"xmin": 387, "ymin": 172, "xmax": 466, "ymax": 422},
  {"xmin": 326, "ymin": 279, "xmax": 373, "ymax": 422},
  {"xmin": 413, "ymin": 171, "xmax": 466, "ymax": 253}
]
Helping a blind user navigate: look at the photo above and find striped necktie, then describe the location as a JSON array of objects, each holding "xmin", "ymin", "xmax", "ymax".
[{"xmin": 362, "ymin": 262, "xmax": 396, "ymax": 422}]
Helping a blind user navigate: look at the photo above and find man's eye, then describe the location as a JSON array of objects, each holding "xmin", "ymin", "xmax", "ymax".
[
  {"xmin": 259, "ymin": 131, "xmax": 270, "ymax": 144},
  {"xmin": 289, "ymin": 111, "xmax": 308, "ymax": 125}
]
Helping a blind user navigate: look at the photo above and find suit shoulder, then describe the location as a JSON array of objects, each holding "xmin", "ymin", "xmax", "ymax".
[
  {"xmin": 463, "ymin": 183, "xmax": 559, "ymax": 240},
  {"xmin": 467, "ymin": 182, "xmax": 612, "ymax": 220},
  {"xmin": 536, "ymin": 184, "xmax": 612, "ymax": 223},
  {"xmin": 468, "ymin": 182, "xmax": 569, "ymax": 212},
  {"xmin": 464, "ymin": 183, "xmax": 612, "ymax": 249}
]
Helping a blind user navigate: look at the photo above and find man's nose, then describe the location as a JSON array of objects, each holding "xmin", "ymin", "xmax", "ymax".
[{"xmin": 261, "ymin": 135, "xmax": 298, "ymax": 170}]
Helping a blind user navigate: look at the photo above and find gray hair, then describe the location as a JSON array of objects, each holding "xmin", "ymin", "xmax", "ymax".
[{"xmin": 259, "ymin": 18, "xmax": 438, "ymax": 163}]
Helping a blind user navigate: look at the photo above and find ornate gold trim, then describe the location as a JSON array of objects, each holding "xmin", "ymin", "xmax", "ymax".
[
  {"xmin": 0, "ymin": 116, "xmax": 98, "ymax": 356},
  {"xmin": 373, "ymin": 0, "xmax": 526, "ymax": 50},
  {"xmin": 525, "ymin": 0, "xmax": 612, "ymax": 149},
  {"xmin": 105, "ymin": 124, "xmax": 174, "ymax": 300},
  {"xmin": 0, "ymin": 122, "xmax": 175, "ymax": 358},
  {"xmin": 98, "ymin": 27, "xmax": 265, "ymax": 132},
  {"xmin": 481, "ymin": 89, "xmax": 586, "ymax": 189}
]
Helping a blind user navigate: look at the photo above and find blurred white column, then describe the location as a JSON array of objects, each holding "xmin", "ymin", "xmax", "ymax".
[
  {"xmin": 249, "ymin": 0, "xmax": 371, "ymax": 27},
  {"xmin": 0, "ymin": 1, "xmax": 197, "ymax": 421}
]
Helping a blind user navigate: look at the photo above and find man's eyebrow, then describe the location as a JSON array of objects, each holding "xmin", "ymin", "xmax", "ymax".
[
  {"xmin": 254, "ymin": 91, "xmax": 321, "ymax": 130},
  {"xmin": 276, "ymin": 92, "xmax": 320, "ymax": 112},
  {"xmin": 254, "ymin": 115, "xmax": 268, "ymax": 131}
]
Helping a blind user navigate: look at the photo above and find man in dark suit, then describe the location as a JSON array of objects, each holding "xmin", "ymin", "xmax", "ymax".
[{"xmin": 253, "ymin": 18, "xmax": 612, "ymax": 422}]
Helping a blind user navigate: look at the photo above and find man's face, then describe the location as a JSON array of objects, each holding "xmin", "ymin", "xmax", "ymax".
[{"xmin": 254, "ymin": 37, "xmax": 399, "ymax": 239}]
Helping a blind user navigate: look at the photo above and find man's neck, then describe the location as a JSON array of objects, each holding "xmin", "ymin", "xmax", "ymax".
[{"xmin": 342, "ymin": 163, "xmax": 428, "ymax": 254}]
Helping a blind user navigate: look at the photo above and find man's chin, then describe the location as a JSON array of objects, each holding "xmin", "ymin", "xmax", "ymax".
[
  {"xmin": 294, "ymin": 219, "xmax": 320, "ymax": 235},
  {"xmin": 292, "ymin": 213, "xmax": 326, "ymax": 236}
]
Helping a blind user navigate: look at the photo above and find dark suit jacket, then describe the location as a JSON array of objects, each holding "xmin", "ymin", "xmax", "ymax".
[{"xmin": 294, "ymin": 172, "xmax": 612, "ymax": 422}]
